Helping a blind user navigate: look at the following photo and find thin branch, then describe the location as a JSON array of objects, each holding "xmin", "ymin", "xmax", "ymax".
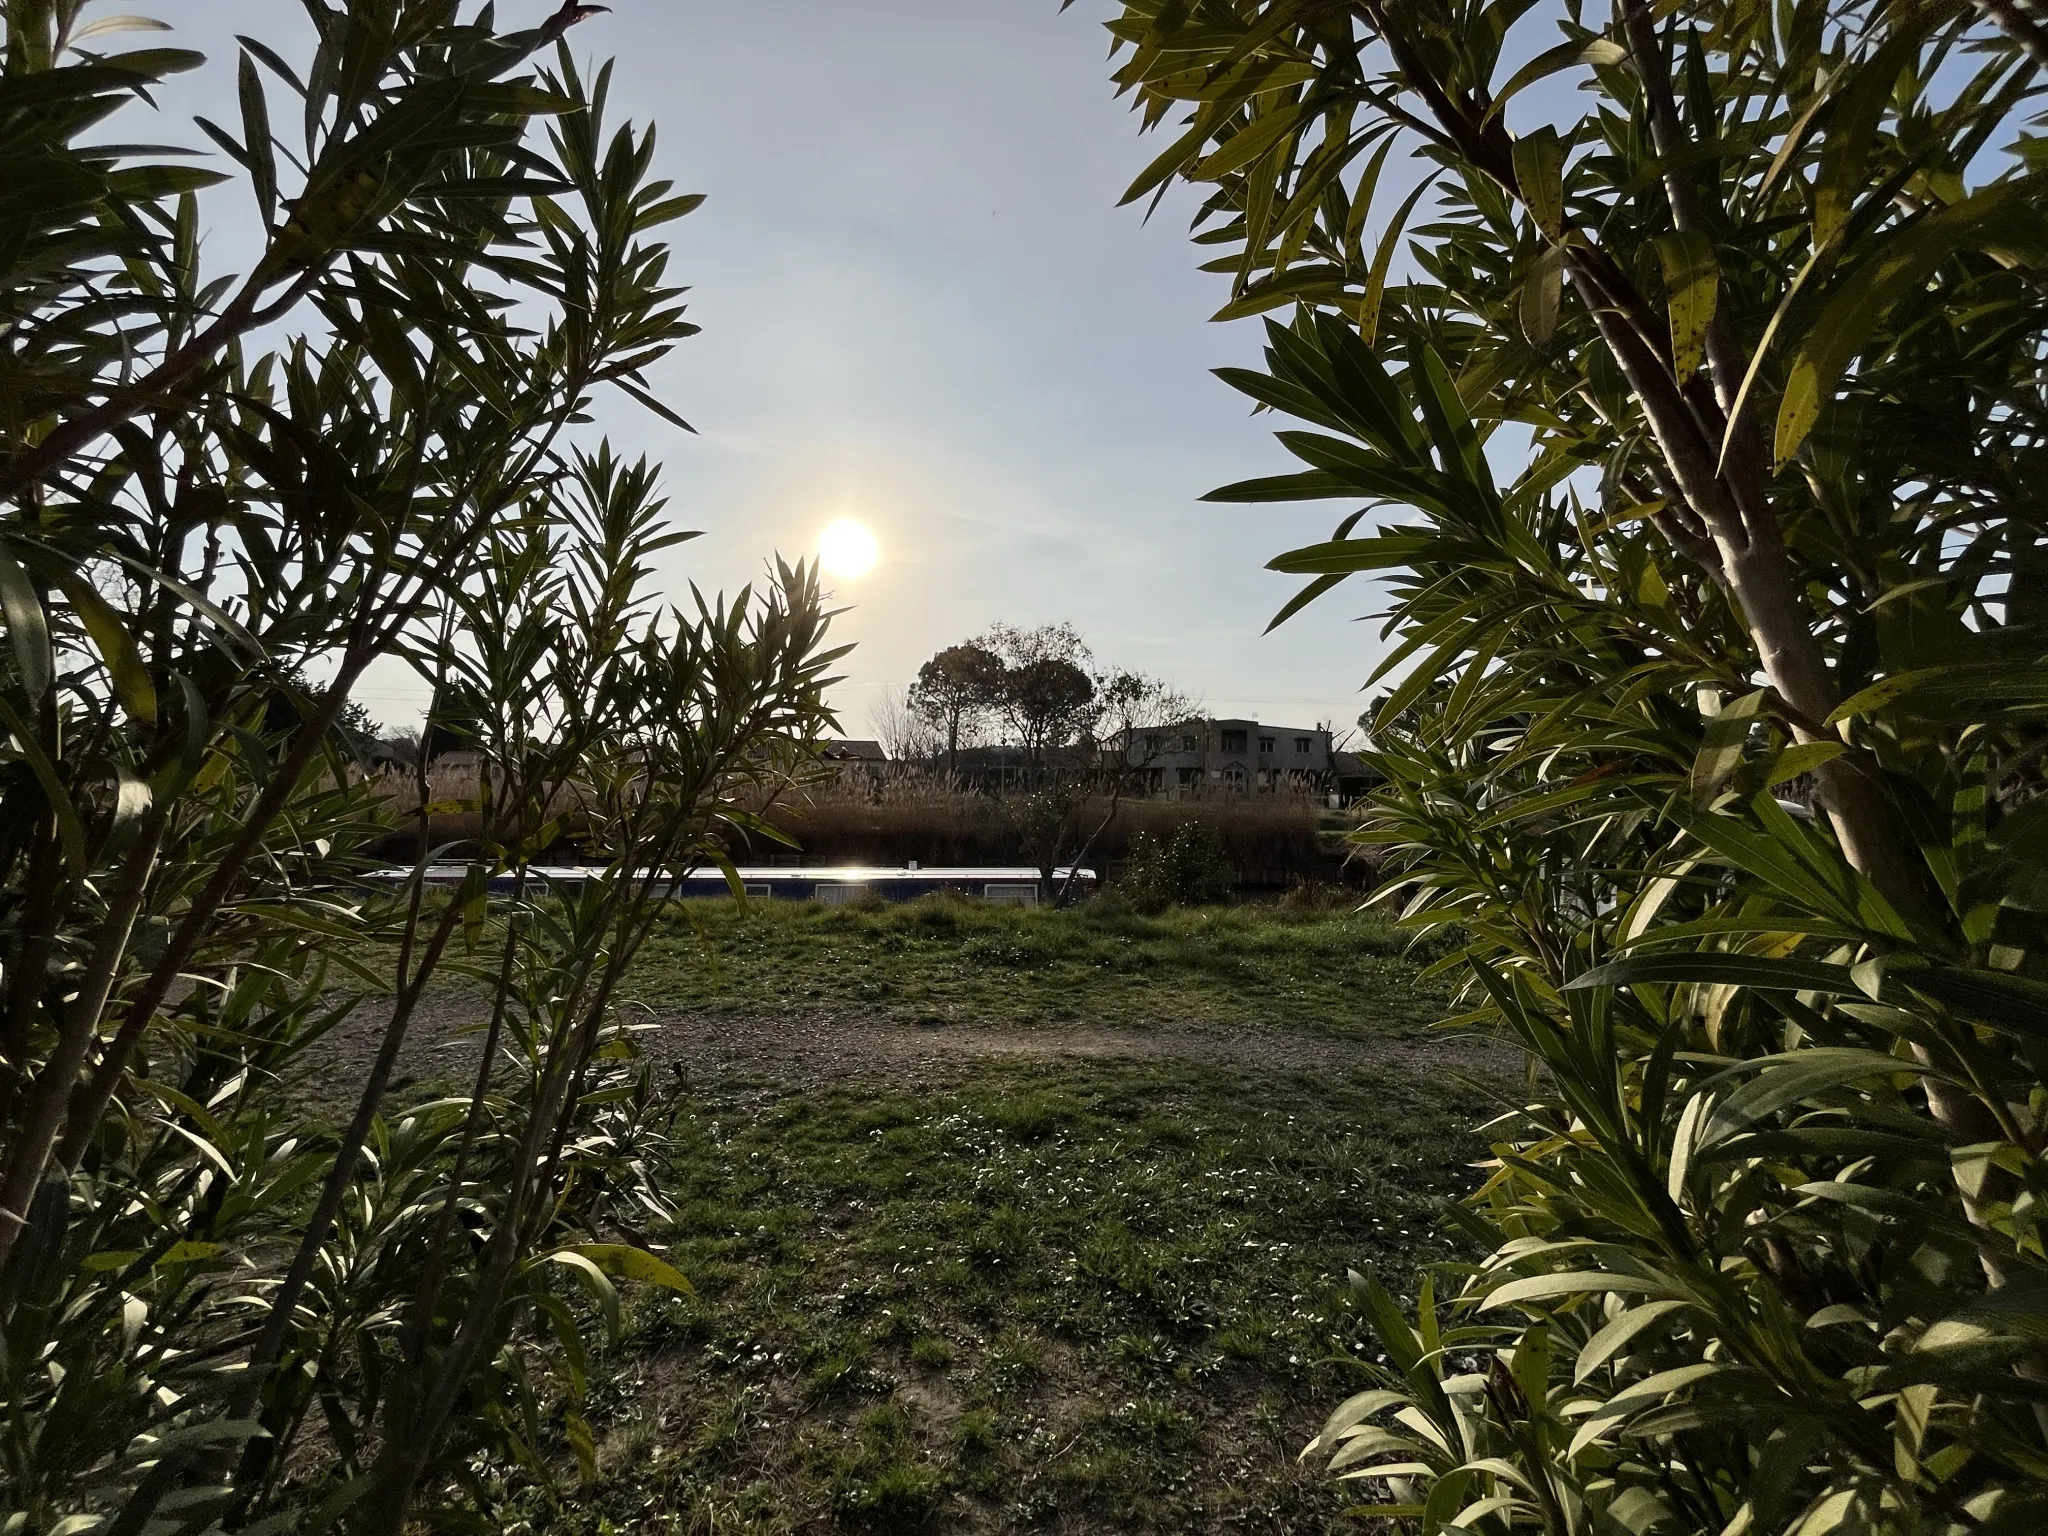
[{"xmin": 1975, "ymin": 0, "xmax": 2048, "ymax": 68}]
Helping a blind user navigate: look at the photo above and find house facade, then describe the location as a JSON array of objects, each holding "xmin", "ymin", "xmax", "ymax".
[{"xmin": 1124, "ymin": 717, "xmax": 1333, "ymax": 796}]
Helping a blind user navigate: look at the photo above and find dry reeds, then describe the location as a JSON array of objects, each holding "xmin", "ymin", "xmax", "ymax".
[
  {"xmin": 357, "ymin": 760, "xmax": 1358, "ymax": 888},
  {"xmin": 743, "ymin": 767, "xmax": 1353, "ymax": 887}
]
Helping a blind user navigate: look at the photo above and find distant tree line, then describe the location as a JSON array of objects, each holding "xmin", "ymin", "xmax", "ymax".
[
  {"xmin": 864, "ymin": 624, "xmax": 1197, "ymax": 901},
  {"xmin": 882, "ymin": 622, "xmax": 1191, "ymax": 780}
]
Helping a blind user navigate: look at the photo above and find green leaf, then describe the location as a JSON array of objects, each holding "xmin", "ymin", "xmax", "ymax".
[
  {"xmin": 1118, "ymin": 116, "xmax": 1213, "ymax": 208},
  {"xmin": 0, "ymin": 545, "xmax": 53, "ymax": 701},
  {"xmin": 1903, "ymin": 966, "xmax": 2048, "ymax": 1040},
  {"xmin": 1359, "ymin": 177, "xmax": 1433, "ymax": 345},
  {"xmin": 239, "ymin": 48, "xmax": 277, "ymax": 225},
  {"xmin": 1265, "ymin": 571, "xmax": 1344, "ymax": 633},
  {"xmin": 1266, "ymin": 534, "xmax": 1433, "ymax": 575},
  {"xmin": 1483, "ymin": 1269, "xmax": 1675, "ymax": 1309},
  {"xmin": 1566, "ymin": 1362, "xmax": 1734, "ymax": 1457},
  {"xmin": 0, "ymin": 695, "xmax": 87, "ymax": 872},
  {"xmin": 1204, "ymin": 469, "xmax": 1358, "ymax": 503},
  {"xmin": 1189, "ymin": 99, "xmax": 1309, "ymax": 183},
  {"xmin": 1570, "ymin": 952, "xmax": 1860, "ymax": 995},
  {"xmin": 1689, "ymin": 688, "xmax": 1765, "ymax": 802},
  {"xmin": 1575, "ymin": 1299, "xmax": 1690, "ymax": 1382},
  {"xmin": 1914, "ymin": 1272, "xmax": 2048, "ymax": 1354},
  {"xmin": 75, "ymin": 15, "xmax": 174, "ymax": 41},
  {"xmin": 543, "ymin": 1249, "xmax": 623, "ymax": 1337},
  {"xmin": 1520, "ymin": 243, "xmax": 1564, "ymax": 344},
  {"xmin": 1327, "ymin": 1425, "xmax": 1438, "ymax": 1472},
  {"xmin": 115, "ymin": 1417, "xmax": 269, "ymax": 1466},
  {"xmin": 1306, "ymin": 1388, "xmax": 1412, "ymax": 1459},
  {"xmin": 614, "ymin": 379, "xmax": 695, "ymax": 434},
  {"xmin": 1776, "ymin": 180, "xmax": 2048, "ymax": 463},
  {"xmin": 101, "ymin": 46, "xmax": 206, "ymax": 78},
  {"xmin": 1343, "ymin": 134, "xmax": 1397, "ymax": 263},
  {"xmin": 1810, "ymin": 23, "xmax": 1929, "ymax": 253},
  {"xmin": 1702, "ymin": 1048, "xmax": 1918, "ymax": 1146}
]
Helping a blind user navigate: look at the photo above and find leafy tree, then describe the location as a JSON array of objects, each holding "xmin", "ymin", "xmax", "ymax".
[
  {"xmin": 909, "ymin": 623, "xmax": 1190, "ymax": 896},
  {"xmin": 1102, "ymin": 0, "xmax": 2048, "ymax": 1530},
  {"xmin": 0, "ymin": 5, "xmax": 835, "ymax": 1530},
  {"xmin": 907, "ymin": 639, "xmax": 1005, "ymax": 774},
  {"xmin": 985, "ymin": 620, "xmax": 1100, "ymax": 765}
]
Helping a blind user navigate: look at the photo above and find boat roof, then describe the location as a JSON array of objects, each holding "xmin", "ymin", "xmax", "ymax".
[{"xmin": 363, "ymin": 865, "xmax": 1094, "ymax": 882}]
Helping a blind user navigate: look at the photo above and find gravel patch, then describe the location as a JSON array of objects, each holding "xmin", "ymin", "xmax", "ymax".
[{"xmin": 301, "ymin": 991, "xmax": 1520, "ymax": 1103}]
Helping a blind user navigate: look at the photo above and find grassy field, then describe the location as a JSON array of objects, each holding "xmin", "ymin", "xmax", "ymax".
[
  {"xmin": 616, "ymin": 893, "xmax": 1451, "ymax": 1041},
  {"xmin": 392, "ymin": 896, "xmax": 1495, "ymax": 1533},
  {"xmin": 489, "ymin": 1059, "xmax": 1485, "ymax": 1534},
  {"xmin": 330, "ymin": 896, "xmax": 1495, "ymax": 1530}
]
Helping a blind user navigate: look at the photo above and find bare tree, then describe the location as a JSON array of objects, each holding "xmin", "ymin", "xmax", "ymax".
[
  {"xmin": 870, "ymin": 684, "xmax": 941, "ymax": 765},
  {"xmin": 1001, "ymin": 667, "xmax": 1196, "ymax": 905},
  {"xmin": 1055, "ymin": 669, "xmax": 1196, "ymax": 903}
]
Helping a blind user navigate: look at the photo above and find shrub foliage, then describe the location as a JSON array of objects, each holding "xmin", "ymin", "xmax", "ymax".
[
  {"xmin": 1102, "ymin": 1, "xmax": 2048, "ymax": 1532},
  {"xmin": 1122, "ymin": 821, "xmax": 1238, "ymax": 911},
  {"xmin": 0, "ymin": 5, "xmax": 835, "ymax": 1531}
]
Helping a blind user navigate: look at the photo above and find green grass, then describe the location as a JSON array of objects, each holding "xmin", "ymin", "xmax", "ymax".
[
  {"xmin": 490, "ymin": 1056, "xmax": 1486, "ymax": 1533},
  {"xmin": 619, "ymin": 893, "xmax": 1447, "ymax": 1039},
  {"xmin": 332, "ymin": 893, "xmax": 1490, "ymax": 1527}
]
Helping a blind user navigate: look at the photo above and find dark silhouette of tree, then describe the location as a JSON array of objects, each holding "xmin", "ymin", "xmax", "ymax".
[
  {"xmin": 907, "ymin": 641, "xmax": 1005, "ymax": 776},
  {"xmin": 983, "ymin": 621, "xmax": 1098, "ymax": 767}
]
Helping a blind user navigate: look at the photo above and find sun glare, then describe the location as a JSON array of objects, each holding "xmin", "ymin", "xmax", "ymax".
[{"xmin": 818, "ymin": 517, "xmax": 879, "ymax": 579}]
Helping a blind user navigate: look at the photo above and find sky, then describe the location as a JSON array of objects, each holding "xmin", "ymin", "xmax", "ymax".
[{"xmin": 147, "ymin": 1, "xmax": 1413, "ymax": 741}]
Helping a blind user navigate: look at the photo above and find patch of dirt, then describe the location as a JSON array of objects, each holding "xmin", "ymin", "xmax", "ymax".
[{"xmin": 301, "ymin": 993, "xmax": 1518, "ymax": 1103}]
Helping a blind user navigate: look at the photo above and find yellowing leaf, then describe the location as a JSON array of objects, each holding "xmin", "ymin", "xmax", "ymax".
[
  {"xmin": 1512, "ymin": 126, "xmax": 1566, "ymax": 240},
  {"xmin": 57, "ymin": 576, "xmax": 157, "ymax": 725},
  {"xmin": 1520, "ymin": 244, "xmax": 1565, "ymax": 344},
  {"xmin": 1767, "ymin": 739, "xmax": 1844, "ymax": 786},
  {"xmin": 1690, "ymin": 688, "xmax": 1766, "ymax": 803},
  {"xmin": 1656, "ymin": 230, "xmax": 1718, "ymax": 381},
  {"xmin": 158, "ymin": 1240, "xmax": 222, "ymax": 1265},
  {"xmin": 1487, "ymin": 36, "xmax": 1630, "ymax": 123},
  {"xmin": 562, "ymin": 1241, "xmax": 693, "ymax": 1294}
]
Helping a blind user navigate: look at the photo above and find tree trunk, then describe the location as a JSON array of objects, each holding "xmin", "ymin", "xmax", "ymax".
[{"xmin": 1717, "ymin": 531, "xmax": 1934, "ymax": 921}]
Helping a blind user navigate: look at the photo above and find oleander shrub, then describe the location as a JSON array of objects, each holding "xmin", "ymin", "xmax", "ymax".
[
  {"xmin": 0, "ymin": 6, "xmax": 835, "ymax": 1532},
  {"xmin": 1104, "ymin": 1, "xmax": 2048, "ymax": 1531}
]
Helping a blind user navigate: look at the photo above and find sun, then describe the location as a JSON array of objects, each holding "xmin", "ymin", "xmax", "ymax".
[{"xmin": 818, "ymin": 517, "xmax": 878, "ymax": 579}]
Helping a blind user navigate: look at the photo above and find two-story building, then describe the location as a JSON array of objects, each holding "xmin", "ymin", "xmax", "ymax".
[{"xmin": 1124, "ymin": 717, "xmax": 1333, "ymax": 796}]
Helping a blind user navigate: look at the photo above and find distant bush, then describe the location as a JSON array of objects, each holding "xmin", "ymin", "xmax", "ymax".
[
  {"xmin": 1274, "ymin": 878, "xmax": 1357, "ymax": 912},
  {"xmin": 1119, "ymin": 822, "xmax": 1235, "ymax": 912}
]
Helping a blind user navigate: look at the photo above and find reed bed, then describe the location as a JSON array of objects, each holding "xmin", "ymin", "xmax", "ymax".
[
  {"xmin": 358, "ymin": 762, "xmax": 1357, "ymax": 888},
  {"xmin": 745, "ymin": 769, "xmax": 1352, "ymax": 887}
]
